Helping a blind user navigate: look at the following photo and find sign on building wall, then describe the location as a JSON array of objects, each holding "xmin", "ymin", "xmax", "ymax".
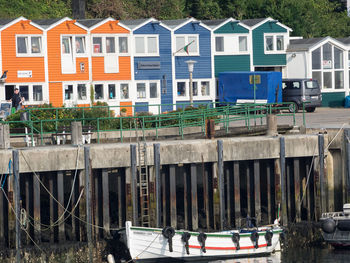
[
  {"xmin": 137, "ymin": 61, "xmax": 161, "ymax": 70},
  {"xmin": 17, "ymin": 71, "xmax": 32, "ymax": 78},
  {"xmin": 323, "ymin": 60, "xmax": 332, "ymax": 69}
]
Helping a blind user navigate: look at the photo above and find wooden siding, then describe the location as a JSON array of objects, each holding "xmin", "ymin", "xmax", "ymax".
[
  {"xmin": 174, "ymin": 23, "xmax": 212, "ymax": 79},
  {"xmin": 214, "ymin": 55, "xmax": 250, "ymax": 77},
  {"xmin": 133, "ymin": 22, "xmax": 173, "ymax": 112},
  {"xmin": 214, "ymin": 22, "xmax": 249, "ymax": 34},
  {"xmin": 120, "ymin": 101, "xmax": 133, "ymax": 116},
  {"xmin": 252, "ymin": 21, "xmax": 287, "ymax": 66},
  {"xmin": 321, "ymin": 92, "xmax": 345, "ymax": 107},
  {"xmin": 47, "ymin": 21, "xmax": 89, "ymax": 82},
  {"xmin": 2, "ymin": 20, "xmax": 45, "ymax": 83},
  {"xmin": 135, "ymin": 102, "xmax": 149, "ymax": 112},
  {"xmin": 92, "ymin": 56, "xmax": 131, "ymax": 81},
  {"xmin": 49, "ymin": 82, "xmax": 63, "ymax": 107},
  {"xmin": 91, "ymin": 20, "xmax": 131, "ymax": 81}
]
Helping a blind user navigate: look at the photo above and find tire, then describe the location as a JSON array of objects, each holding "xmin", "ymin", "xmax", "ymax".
[
  {"xmin": 288, "ymin": 102, "xmax": 298, "ymax": 113},
  {"xmin": 306, "ymin": 107, "xmax": 316, "ymax": 113}
]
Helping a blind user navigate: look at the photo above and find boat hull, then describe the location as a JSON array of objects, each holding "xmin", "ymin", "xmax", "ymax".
[{"xmin": 125, "ymin": 222, "xmax": 282, "ymax": 262}]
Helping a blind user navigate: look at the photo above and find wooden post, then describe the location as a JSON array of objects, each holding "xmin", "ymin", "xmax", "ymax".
[
  {"xmin": 203, "ymin": 163, "xmax": 210, "ymax": 230},
  {"xmin": 102, "ymin": 169, "xmax": 110, "ymax": 237},
  {"xmin": 266, "ymin": 161, "xmax": 272, "ymax": 224},
  {"xmin": 33, "ymin": 171, "xmax": 41, "ymax": 244},
  {"xmin": 169, "ymin": 165, "xmax": 177, "ymax": 228},
  {"xmin": 84, "ymin": 146, "xmax": 93, "ymax": 263},
  {"xmin": 71, "ymin": 172, "xmax": 79, "ymax": 241},
  {"xmin": 130, "ymin": 144, "xmax": 138, "ymax": 226},
  {"xmin": 306, "ymin": 162, "xmax": 312, "ymax": 221},
  {"xmin": 233, "ymin": 161, "xmax": 241, "ymax": 227},
  {"xmin": 280, "ymin": 137, "xmax": 287, "ymax": 226},
  {"xmin": 294, "ymin": 158, "xmax": 301, "ymax": 222},
  {"xmin": 225, "ymin": 165, "xmax": 231, "ymax": 227},
  {"xmin": 319, "ymin": 134, "xmax": 326, "ymax": 213},
  {"xmin": 125, "ymin": 168, "xmax": 132, "ymax": 222},
  {"xmin": 191, "ymin": 164, "xmax": 198, "ymax": 231},
  {"xmin": 184, "ymin": 166, "xmax": 189, "ymax": 230},
  {"xmin": 117, "ymin": 174, "xmax": 123, "ymax": 228},
  {"xmin": 79, "ymin": 170, "xmax": 86, "ymax": 242},
  {"xmin": 246, "ymin": 162, "xmax": 251, "ymax": 217},
  {"xmin": 13, "ymin": 150, "xmax": 20, "ymax": 263},
  {"xmin": 286, "ymin": 161, "xmax": 292, "ymax": 221},
  {"xmin": 254, "ymin": 160, "xmax": 261, "ymax": 226},
  {"xmin": 49, "ymin": 173, "xmax": 57, "ymax": 243},
  {"xmin": 217, "ymin": 140, "xmax": 225, "ymax": 230},
  {"xmin": 57, "ymin": 171, "xmax": 65, "ymax": 242},
  {"xmin": 162, "ymin": 168, "xmax": 167, "ymax": 227},
  {"xmin": 71, "ymin": 121, "xmax": 83, "ymax": 145},
  {"xmin": 154, "ymin": 144, "xmax": 161, "ymax": 227},
  {"xmin": 345, "ymin": 129, "xmax": 350, "ymax": 202},
  {"xmin": 0, "ymin": 124, "xmax": 10, "ymax": 149},
  {"xmin": 94, "ymin": 172, "xmax": 100, "ymax": 239}
]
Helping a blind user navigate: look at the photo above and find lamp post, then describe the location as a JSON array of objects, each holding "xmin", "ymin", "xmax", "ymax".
[{"xmin": 185, "ymin": 60, "xmax": 197, "ymax": 105}]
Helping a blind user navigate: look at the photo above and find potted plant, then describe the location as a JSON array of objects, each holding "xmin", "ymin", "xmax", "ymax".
[{"xmin": 120, "ymin": 107, "xmax": 127, "ymax": 117}]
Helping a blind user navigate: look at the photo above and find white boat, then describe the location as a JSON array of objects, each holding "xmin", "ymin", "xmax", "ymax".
[{"xmin": 124, "ymin": 221, "xmax": 283, "ymax": 262}]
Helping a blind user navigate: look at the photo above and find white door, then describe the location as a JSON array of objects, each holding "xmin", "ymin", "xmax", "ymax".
[{"xmin": 61, "ymin": 36, "xmax": 75, "ymax": 74}]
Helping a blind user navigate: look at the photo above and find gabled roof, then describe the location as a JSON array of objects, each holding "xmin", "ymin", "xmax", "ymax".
[
  {"xmin": 77, "ymin": 18, "xmax": 105, "ymax": 28},
  {"xmin": 0, "ymin": 18, "xmax": 17, "ymax": 27},
  {"xmin": 337, "ymin": 37, "xmax": 350, "ymax": 45},
  {"xmin": 119, "ymin": 18, "xmax": 151, "ymax": 30},
  {"xmin": 33, "ymin": 17, "xmax": 88, "ymax": 31},
  {"xmin": 287, "ymin": 37, "xmax": 347, "ymax": 52},
  {"xmin": 241, "ymin": 17, "xmax": 292, "ymax": 32},
  {"xmin": 161, "ymin": 18, "xmax": 191, "ymax": 29},
  {"xmin": 201, "ymin": 18, "xmax": 250, "ymax": 31},
  {"xmin": 0, "ymin": 17, "xmax": 44, "ymax": 31}
]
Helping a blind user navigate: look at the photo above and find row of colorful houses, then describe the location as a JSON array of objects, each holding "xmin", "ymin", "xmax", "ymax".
[{"xmin": 0, "ymin": 16, "xmax": 348, "ymax": 114}]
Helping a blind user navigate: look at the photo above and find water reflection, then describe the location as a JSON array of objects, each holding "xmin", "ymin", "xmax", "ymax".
[{"xmin": 209, "ymin": 247, "xmax": 350, "ymax": 263}]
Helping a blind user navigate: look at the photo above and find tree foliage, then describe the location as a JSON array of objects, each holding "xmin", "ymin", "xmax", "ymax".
[{"xmin": 0, "ymin": 0, "xmax": 349, "ymax": 38}]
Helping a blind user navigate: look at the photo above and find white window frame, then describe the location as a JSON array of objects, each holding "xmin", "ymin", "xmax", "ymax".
[
  {"xmin": 215, "ymin": 36, "xmax": 225, "ymax": 53},
  {"xmin": 134, "ymin": 80, "xmax": 161, "ymax": 102},
  {"xmin": 134, "ymin": 35, "xmax": 159, "ymax": 57},
  {"xmin": 92, "ymin": 34, "xmax": 130, "ymax": 56},
  {"xmin": 238, "ymin": 35, "xmax": 249, "ymax": 53},
  {"xmin": 7, "ymin": 83, "xmax": 46, "ymax": 105},
  {"xmin": 213, "ymin": 34, "xmax": 249, "ymax": 55},
  {"xmin": 175, "ymin": 79, "xmax": 212, "ymax": 100},
  {"xmin": 62, "ymin": 82, "xmax": 90, "ymax": 105},
  {"xmin": 174, "ymin": 34, "xmax": 199, "ymax": 56},
  {"xmin": 264, "ymin": 33, "xmax": 287, "ymax": 54},
  {"xmin": 16, "ymin": 35, "xmax": 43, "ymax": 57},
  {"xmin": 74, "ymin": 35, "xmax": 87, "ymax": 57}
]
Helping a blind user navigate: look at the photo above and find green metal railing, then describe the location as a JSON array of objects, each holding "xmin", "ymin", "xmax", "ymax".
[{"xmin": 1, "ymin": 102, "xmax": 303, "ymax": 145}]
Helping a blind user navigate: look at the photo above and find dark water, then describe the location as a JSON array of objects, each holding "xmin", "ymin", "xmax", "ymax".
[{"xmin": 209, "ymin": 247, "xmax": 350, "ymax": 263}]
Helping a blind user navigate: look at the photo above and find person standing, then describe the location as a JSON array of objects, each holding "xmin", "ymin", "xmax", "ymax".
[{"xmin": 9, "ymin": 88, "xmax": 24, "ymax": 112}]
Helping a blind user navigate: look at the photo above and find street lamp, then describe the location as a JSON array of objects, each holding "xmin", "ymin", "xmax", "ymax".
[{"xmin": 185, "ymin": 60, "xmax": 197, "ymax": 105}]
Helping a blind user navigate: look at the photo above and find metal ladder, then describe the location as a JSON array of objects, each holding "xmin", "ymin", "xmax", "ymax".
[{"xmin": 135, "ymin": 118, "xmax": 150, "ymax": 227}]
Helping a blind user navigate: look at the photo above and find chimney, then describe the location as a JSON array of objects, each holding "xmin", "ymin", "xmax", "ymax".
[{"xmin": 72, "ymin": 0, "xmax": 86, "ymax": 19}]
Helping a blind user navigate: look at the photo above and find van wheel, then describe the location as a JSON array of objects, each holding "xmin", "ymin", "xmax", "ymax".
[
  {"xmin": 306, "ymin": 107, "xmax": 316, "ymax": 113},
  {"xmin": 288, "ymin": 102, "xmax": 298, "ymax": 113}
]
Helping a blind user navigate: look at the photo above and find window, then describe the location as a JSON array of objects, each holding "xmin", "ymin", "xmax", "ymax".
[
  {"xmin": 137, "ymin": 83, "xmax": 146, "ymax": 99},
  {"xmin": 312, "ymin": 48, "xmax": 321, "ymax": 70},
  {"xmin": 265, "ymin": 36, "xmax": 274, "ymax": 51},
  {"xmin": 335, "ymin": 71, "xmax": 344, "ymax": 89},
  {"xmin": 135, "ymin": 36, "xmax": 158, "ymax": 55},
  {"xmin": 93, "ymin": 37, "xmax": 103, "ymax": 53},
  {"xmin": 215, "ymin": 37, "xmax": 224, "ymax": 52},
  {"xmin": 239, "ymin": 36, "xmax": 247, "ymax": 52},
  {"xmin": 75, "ymin": 37, "xmax": 85, "ymax": 54},
  {"xmin": 322, "ymin": 43, "xmax": 332, "ymax": 69},
  {"xmin": 119, "ymin": 37, "xmax": 128, "ymax": 53},
  {"xmin": 175, "ymin": 35, "xmax": 198, "ymax": 55},
  {"xmin": 64, "ymin": 84, "xmax": 73, "ymax": 100},
  {"xmin": 108, "ymin": 84, "xmax": 116, "ymax": 99},
  {"xmin": 192, "ymin": 82, "xmax": 198, "ymax": 96},
  {"xmin": 334, "ymin": 47, "xmax": 343, "ymax": 69},
  {"xmin": 106, "ymin": 37, "xmax": 115, "ymax": 53},
  {"xmin": 19, "ymin": 85, "xmax": 29, "ymax": 101},
  {"xmin": 94, "ymin": 84, "xmax": 104, "ymax": 99},
  {"xmin": 276, "ymin": 36, "xmax": 284, "ymax": 51},
  {"xmin": 201, "ymin": 81, "xmax": 210, "ymax": 96},
  {"xmin": 78, "ymin": 84, "xmax": 87, "ymax": 100},
  {"xmin": 312, "ymin": 72, "xmax": 322, "ymax": 88},
  {"xmin": 177, "ymin": 82, "xmax": 186, "ymax": 96},
  {"xmin": 120, "ymin": 84, "xmax": 129, "ymax": 99},
  {"xmin": 33, "ymin": 85, "xmax": 42, "ymax": 101},
  {"xmin": 150, "ymin": 83, "xmax": 158, "ymax": 98},
  {"xmin": 62, "ymin": 37, "xmax": 71, "ymax": 54},
  {"xmin": 323, "ymin": 72, "xmax": 332, "ymax": 89},
  {"xmin": 17, "ymin": 36, "xmax": 42, "ymax": 55}
]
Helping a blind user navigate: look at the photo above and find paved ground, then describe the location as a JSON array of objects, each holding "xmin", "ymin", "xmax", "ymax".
[{"xmin": 229, "ymin": 107, "xmax": 350, "ymax": 128}]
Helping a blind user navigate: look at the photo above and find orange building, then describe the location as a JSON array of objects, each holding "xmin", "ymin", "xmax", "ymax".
[
  {"xmin": 0, "ymin": 17, "xmax": 46, "ymax": 105},
  {"xmin": 78, "ymin": 18, "xmax": 132, "ymax": 114},
  {"xmin": 34, "ymin": 17, "xmax": 89, "ymax": 107}
]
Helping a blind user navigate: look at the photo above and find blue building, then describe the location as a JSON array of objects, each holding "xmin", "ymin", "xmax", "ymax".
[
  {"xmin": 162, "ymin": 18, "xmax": 215, "ymax": 108},
  {"xmin": 120, "ymin": 18, "xmax": 173, "ymax": 113}
]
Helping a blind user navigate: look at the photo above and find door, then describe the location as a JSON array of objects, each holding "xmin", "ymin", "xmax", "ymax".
[
  {"xmin": 5, "ymin": 85, "xmax": 15, "ymax": 100},
  {"xmin": 61, "ymin": 36, "xmax": 75, "ymax": 74}
]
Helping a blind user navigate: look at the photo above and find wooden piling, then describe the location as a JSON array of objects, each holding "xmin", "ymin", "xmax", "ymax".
[
  {"xmin": 169, "ymin": 165, "xmax": 177, "ymax": 228},
  {"xmin": 203, "ymin": 163, "xmax": 210, "ymax": 230},
  {"xmin": 286, "ymin": 161, "xmax": 292, "ymax": 221},
  {"xmin": 319, "ymin": 134, "xmax": 326, "ymax": 213},
  {"xmin": 130, "ymin": 144, "xmax": 138, "ymax": 226},
  {"xmin": 57, "ymin": 171, "xmax": 65, "ymax": 242},
  {"xmin": 49, "ymin": 173, "xmax": 57, "ymax": 243},
  {"xmin": 84, "ymin": 146, "xmax": 93, "ymax": 263},
  {"xmin": 233, "ymin": 161, "xmax": 240, "ymax": 227},
  {"xmin": 225, "ymin": 164, "xmax": 231, "ymax": 227},
  {"xmin": 217, "ymin": 140, "xmax": 225, "ymax": 230},
  {"xmin": 266, "ymin": 161, "xmax": 272, "ymax": 224},
  {"xmin": 306, "ymin": 161, "xmax": 312, "ymax": 221},
  {"xmin": 246, "ymin": 162, "xmax": 251, "ymax": 217},
  {"xmin": 254, "ymin": 160, "xmax": 261, "ymax": 225},
  {"xmin": 153, "ymin": 144, "xmax": 161, "ymax": 227},
  {"xmin": 280, "ymin": 137, "xmax": 287, "ymax": 225},
  {"xmin": 162, "ymin": 168, "xmax": 167, "ymax": 227},
  {"xmin": 117, "ymin": 174, "xmax": 123, "ymax": 228},
  {"xmin": 13, "ymin": 150, "xmax": 20, "ymax": 263},
  {"xmin": 93, "ymin": 172, "xmax": 100, "ymax": 239},
  {"xmin": 33, "ymin": 171, "xmax": 41, "ymax": 244},
  {"xmin": 125, "ymin": 168, "xmax": 132, "ymax": 222},
  {"xmin": 191, "ymin": 164, "xmax": 198, "ymax": 231},
  {"xmin": 183, "ymin": 166, "xmax": 189, "ymax": 230},
  {"xmin": 102, "ymin": 169, "xmax": 110, "ymax": 237},
  {"xmin": 25, "ymin": 174, "xmax": 32, "ymax": 245},
  {"xmin": 71, "ymin": 171, "xmax": 79, "ymax": 241},
  {"xmin": 78, "ymin": 170, "xmax": 86, "ymax": 242},
  {"xmin": 294, "ymin": 158, "xmax": 301, "ymax": 222}
]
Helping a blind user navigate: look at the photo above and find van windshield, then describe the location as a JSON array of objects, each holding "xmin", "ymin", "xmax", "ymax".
[{"xmin": 305, "ymin": 80, "xmax": 319, "ymax": 89}]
